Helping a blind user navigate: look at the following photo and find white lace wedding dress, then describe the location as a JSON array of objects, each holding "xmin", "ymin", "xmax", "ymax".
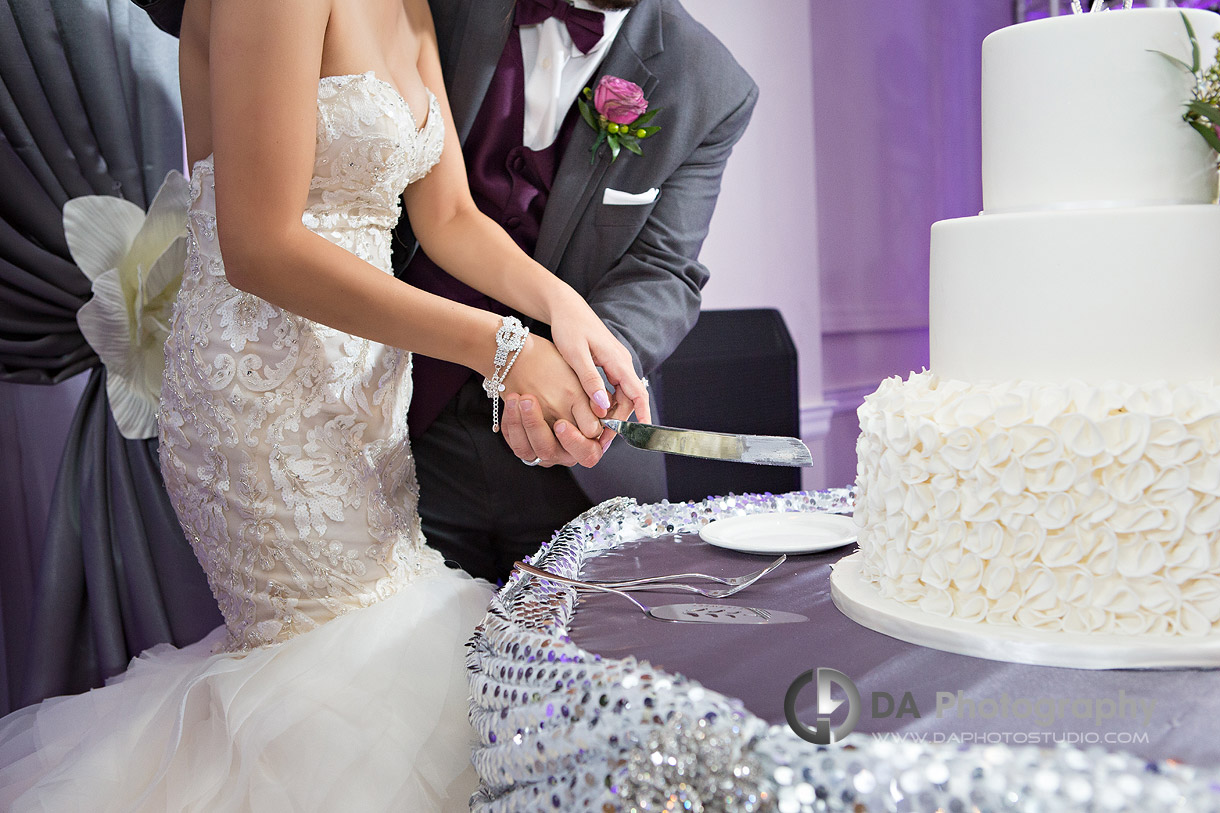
[{"xmin": 0, "ymin": 72, "xmax": 492, "ymax": 812}]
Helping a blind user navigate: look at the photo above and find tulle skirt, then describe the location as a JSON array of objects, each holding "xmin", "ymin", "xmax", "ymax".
[{"xmin": 0, "ymin": 568, "xmax": 492, "ymax": 812}]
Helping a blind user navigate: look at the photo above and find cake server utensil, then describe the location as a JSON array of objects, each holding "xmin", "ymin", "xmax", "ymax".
[
  {"xmin": 643, "ymin": 603, "xmax": 806, "ymax": 624},
  {"xmin": 600, "ymin": 419, "xmax": 813, "ymax": 467},
  {"xmin": 512, "ymin": 561, "xmax": 807, "ymax": 624},
  {"xmin": 523, "ymin": 563, "xmax": 769, "ymax": 599},
  {"xmin": 583, "ymin": 554, "xmax": 787, "ymax": 589}
]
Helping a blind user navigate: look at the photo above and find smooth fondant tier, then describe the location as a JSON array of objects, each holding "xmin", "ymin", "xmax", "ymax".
[
  {"xmin": 930, "ymin": 203, "xmax": 1220, "ymax": 386},
  {"xmin": 854, "ymin": 372, "xmax": 1220, "ymax": 637},
  {"xmin": 982, "ymin": 8, "xmax": 1220, "ymax": 214}
]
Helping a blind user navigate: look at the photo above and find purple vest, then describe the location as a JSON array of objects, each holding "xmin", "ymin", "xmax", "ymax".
[{"xmin": 403, "ymin": 27, "xmax": 578, "ymax": 438}]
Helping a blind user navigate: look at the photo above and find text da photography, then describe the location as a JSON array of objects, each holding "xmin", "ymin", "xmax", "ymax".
[{"xmin": 785, "ymin": 668, "xmax": 1157, "ymax": 746}]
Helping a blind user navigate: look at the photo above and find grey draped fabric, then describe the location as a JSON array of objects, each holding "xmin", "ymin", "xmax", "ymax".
[
  {"xmin": 130, "ymin": 0, "xmax": 182, "ymax": 38},
  {"xmin": 0, "ymin": 0, "xmax": 220, "ymax": 715}
]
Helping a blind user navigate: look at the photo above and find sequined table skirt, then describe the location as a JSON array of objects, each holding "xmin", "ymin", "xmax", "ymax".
[{"xmin": 466, "ymin": 491, "xmax": 1220, "ymax": 812}]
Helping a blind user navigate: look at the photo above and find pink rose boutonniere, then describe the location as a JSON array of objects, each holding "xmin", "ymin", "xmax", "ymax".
[{"xmin": 577, "ymin": 75, "xmax": 661, "ymax": 164}]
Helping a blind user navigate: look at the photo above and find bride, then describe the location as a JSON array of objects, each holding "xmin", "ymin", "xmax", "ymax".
[{"xmin": 0, "ymin": 0, "xmax": 649, "ymax": 809}]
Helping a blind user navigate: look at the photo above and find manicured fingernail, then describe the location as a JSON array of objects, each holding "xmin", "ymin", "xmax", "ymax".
[
  {"xmin": 602, "ymin": 434, "xmax": 613, "ymax": 452},
  {"xmin": 520, "ymin": 400, "xmax": 533, "ymax": 412},
  {"xmin": 505, "ymin": 398, "xmax": 518, "ymax": 410},
  {"xmin": 593, "ymin": 390, "xmax": 611, "ymax": 410},
  {"xmin": 555, "ymin": 421, "xmax": 568, "ymax": 435}
]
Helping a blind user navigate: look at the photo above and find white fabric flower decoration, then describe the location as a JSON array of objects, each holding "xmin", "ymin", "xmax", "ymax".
[{"xmin": 66, "ymin": 171, "xmax": 190, "ymax": 439}]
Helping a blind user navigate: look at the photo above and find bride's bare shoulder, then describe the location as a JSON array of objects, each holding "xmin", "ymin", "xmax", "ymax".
[
  {"xmin": 179, "ymin": 0, "xmax": 212, "ymax": 165},
  {"xmin": 402, "ymin": 0, "xmax": 436, "ymax": 34},
  {"xmin": 181, "ymin": 0, "xmax": 333, "ymax": 177}
]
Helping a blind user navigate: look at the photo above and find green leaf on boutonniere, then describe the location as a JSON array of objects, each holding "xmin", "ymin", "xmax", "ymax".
[
  {"xmin": 637, "ymin": 125, "xmax": 661, "ymax": 138},
  {"xmin": 622, "ymin": 139, "xmax": 644, "ymax": 157},
  {"xmin": 608, "ymin": 133, "xmax": 621, "ymax": 162},
  {"xmin": 577, "ymin": 96, "xmax": 598, "ymax": 132},
  {"xmin": 632, "ymin": 108, "xmax": 661, "ymax": 127}
]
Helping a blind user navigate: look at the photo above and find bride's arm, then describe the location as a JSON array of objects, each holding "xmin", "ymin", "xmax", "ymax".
[
  {"xmin": 400, "ymin": 0, "xmax": 652, "ymax": 427},
  {"xmin": 208, "ymin": 0, "xmax": 506, "ymax": 383},
  {"xmin": 207, "ymin": 0, "xmax": 647, "ymax": 439},
  {"xmin": 208, "ymin": 0, "xmax": 641, "ymax": 441}
]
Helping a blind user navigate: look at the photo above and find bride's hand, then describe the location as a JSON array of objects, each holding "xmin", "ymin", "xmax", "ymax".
[
  {"xmin": 544, "ymin": 296, "xmax": 652, "ymax": 433},
  {"xmin": 502, "ymin": 335, "xmax": 597, "ymax": 437},
  {"xmin": 504, "ymin": 327, "xmax": 649, "ymax": 441}
]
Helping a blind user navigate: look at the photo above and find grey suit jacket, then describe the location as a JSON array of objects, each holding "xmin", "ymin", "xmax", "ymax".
[{"xmin": 411, "ymin": 0, "xmax": 758, "ymax": 504}]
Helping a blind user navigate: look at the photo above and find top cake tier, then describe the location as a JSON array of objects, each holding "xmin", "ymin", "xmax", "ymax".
[{"xmin": 982, "ymin": 8, "xmax": 1220, "ymax": 214}]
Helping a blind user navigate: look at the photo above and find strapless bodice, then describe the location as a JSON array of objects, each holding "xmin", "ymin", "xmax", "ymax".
[
  {"xmin": 306, "ymin": 73, "xmax": 443, "ymax": 235},
  {"xmin": 188, "ymin": 72, "xmax": 442, "ymax": 274}
]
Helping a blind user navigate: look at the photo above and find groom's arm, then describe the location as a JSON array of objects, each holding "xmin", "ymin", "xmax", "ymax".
[
  {"xmin": 586, "ymin": 80, "xmax": 759, "ymax": 378},
  {"xmin": 501, "ymin": 76, "xmax": 757, "ymax": 468}
]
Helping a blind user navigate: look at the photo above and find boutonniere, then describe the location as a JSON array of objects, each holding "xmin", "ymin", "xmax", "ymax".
[{"xmin": 577, "ymin": 75, "xmax": 661, "ymax": 164}]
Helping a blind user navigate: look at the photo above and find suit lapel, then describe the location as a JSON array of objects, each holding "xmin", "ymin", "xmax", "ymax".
[
  {"xmin": 446, "ymin": 0, "xmax": 517, "ymax": 144},
  {"xmin": 534, "ymin": 0, "xmax": 664, "ymax": 271}
]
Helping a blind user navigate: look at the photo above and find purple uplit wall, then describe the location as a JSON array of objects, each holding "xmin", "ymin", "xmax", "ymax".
[
  {"xmin": 683, "ymin": 0, "xmax": 827, "ymax": 485},
  {"xmin": 687, "ymin": 1, "xmax": 1011, "ymax": 488},
  {"xmin": 812, "ymin": 2, "xmax": 1011, "ymax": 488}
]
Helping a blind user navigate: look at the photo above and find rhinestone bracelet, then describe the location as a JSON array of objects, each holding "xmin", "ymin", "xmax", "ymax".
[{"xmin": 483, "ymin": 315, "xmax": 529, "ymax": 432}]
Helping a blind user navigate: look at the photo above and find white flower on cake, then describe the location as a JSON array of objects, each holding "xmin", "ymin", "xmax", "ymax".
[
  {"xmin": 66, "ymin": 171, "xmax": 189, "ymax": 439},
  {"xmin": 965, "ymin": 521, "xmax": 1003, "ymax": 559},
  {"xmin": 854, "ymin": 371, "xmax": 1220, "ymax": 637}
]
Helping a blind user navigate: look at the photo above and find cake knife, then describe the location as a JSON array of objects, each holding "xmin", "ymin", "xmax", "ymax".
[{"xmin": 600, "ymin": 418, "xmax": 813, "ymax": 467}]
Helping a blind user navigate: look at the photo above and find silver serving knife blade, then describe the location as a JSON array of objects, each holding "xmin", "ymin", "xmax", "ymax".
[
  {"xmin": 601, "ymin": 418, "xmax": 813, "ymax": 467},
  {"xmin": 646, "ymin": 603, "xmax": 807, "ymax": 624}
]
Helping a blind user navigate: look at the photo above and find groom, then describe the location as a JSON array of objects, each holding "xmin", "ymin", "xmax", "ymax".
[{"xmin": 399, "ymin": 0, "xmax": 757, "ymax": 580}]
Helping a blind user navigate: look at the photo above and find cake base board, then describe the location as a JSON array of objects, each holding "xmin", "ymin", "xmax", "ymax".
[{"xmin": 830, "ymin": 552, "xmax": 1220, "ymax": 670}]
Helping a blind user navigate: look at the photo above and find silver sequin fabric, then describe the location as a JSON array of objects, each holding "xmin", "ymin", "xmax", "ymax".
[{"xmin": 468, "ymin": 490, "xmax": 1220, "ymax": 811}]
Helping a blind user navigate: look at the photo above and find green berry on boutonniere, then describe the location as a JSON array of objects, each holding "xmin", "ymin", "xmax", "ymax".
[{"xmin": 577, "ymin": 75, "xmax": 661, "ymax": 164}]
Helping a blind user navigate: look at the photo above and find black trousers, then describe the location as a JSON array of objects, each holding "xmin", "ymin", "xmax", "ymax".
[{"xmin": 412, "ymin": 377, "xmax": 593, "ymax": 584}]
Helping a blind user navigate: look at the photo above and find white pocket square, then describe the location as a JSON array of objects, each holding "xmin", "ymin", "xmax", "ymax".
[{"xmin": 602, "ymin": 187, "xmax": 659, "ymax": 206}]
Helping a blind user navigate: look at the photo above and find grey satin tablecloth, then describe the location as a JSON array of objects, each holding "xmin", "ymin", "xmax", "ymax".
[{"xmin": 568, "ymin": 532, "xmax": 1220, "ymax": 767}]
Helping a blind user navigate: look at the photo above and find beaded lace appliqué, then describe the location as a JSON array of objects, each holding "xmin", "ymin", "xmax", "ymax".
[{"xmin": 159, "ymin": 73, "xmax": 446, "ymax": 652}]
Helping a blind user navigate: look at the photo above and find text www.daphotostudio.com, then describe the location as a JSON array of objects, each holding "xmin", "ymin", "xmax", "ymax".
[{"xmin": 784, "ymin": 668, "xmax": 1155, "ymax": 747}]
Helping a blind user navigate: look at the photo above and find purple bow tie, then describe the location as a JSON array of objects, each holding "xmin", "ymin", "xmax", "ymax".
[{"xmin": 515, "ymin": 0, "xmax": 605, "ymax": 54}]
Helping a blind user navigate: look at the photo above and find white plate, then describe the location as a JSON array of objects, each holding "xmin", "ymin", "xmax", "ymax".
[{"xmin": 699, "ymin": 512, "xmax": 857, "ymax": 555}]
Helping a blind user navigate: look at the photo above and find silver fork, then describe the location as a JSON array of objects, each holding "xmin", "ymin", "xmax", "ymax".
[
  {"xmin": 512, "ymin": 562, "xmax": 790, "ymax": 623},
  {"xmin": 514, "ymin": 560, "xmax": 775, "ymax": 599},
  {"xmin": 582, "ymin": 554, "xmax": 787, "ymax": 590}
]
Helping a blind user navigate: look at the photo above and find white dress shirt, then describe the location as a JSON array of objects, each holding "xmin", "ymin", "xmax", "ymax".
[{"xmin": 518, "ymin": 1, "xmax": 630, "ymax": 150}]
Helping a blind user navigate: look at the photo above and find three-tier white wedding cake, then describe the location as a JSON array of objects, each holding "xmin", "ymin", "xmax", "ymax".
[{"xmin": 833, "ymin": 7, "xmax": 1220, "ymax": 668}]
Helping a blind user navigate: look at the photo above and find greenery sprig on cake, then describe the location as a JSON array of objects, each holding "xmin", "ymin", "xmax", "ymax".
[{"xmin": 1159, "ymin": 11, "xmax": 1220, "ymax": 156}]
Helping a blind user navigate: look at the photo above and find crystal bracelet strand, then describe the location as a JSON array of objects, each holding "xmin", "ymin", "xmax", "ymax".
[{"xmin": 483, "ymin": 315, "xmax": 529, "ymax": 432}]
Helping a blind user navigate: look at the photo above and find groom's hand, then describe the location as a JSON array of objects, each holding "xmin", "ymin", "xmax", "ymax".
[{"xmin": 500, "ymin": 393, "xmax": 615, "ymax": 468}]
